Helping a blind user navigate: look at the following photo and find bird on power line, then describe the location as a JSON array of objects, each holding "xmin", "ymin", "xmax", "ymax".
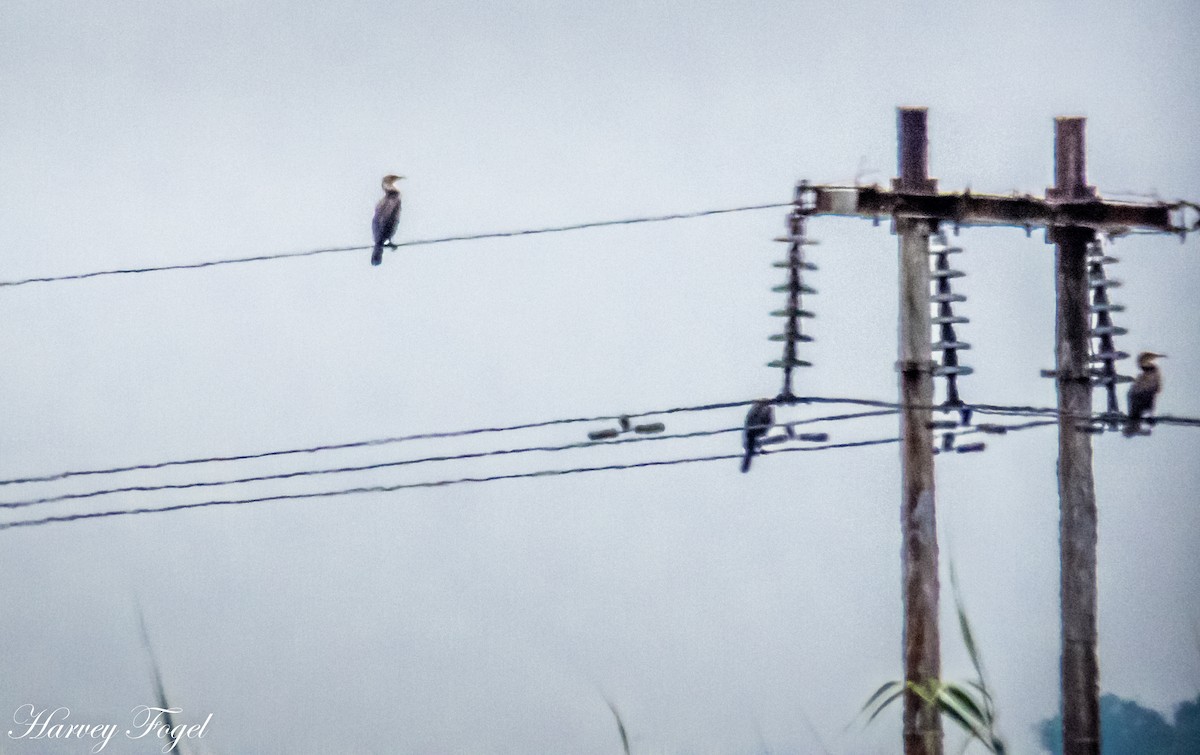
[
  {"xmin": 371, "ymin": 174, "xmax": 404, "ymax": 266},
  {"xmin": 1123, "ymin": 351, "xmax": 1166, "ymax": 437},
  {"xmin": 741, "ymin": 399, "xmax": 775, "ymax": 473}
]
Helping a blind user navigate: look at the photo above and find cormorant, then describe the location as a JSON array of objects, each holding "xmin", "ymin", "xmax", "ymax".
[
  {"xmin": 371, "ymin": 174, "xmax": 403, "ymax": 266},
  {"xmin": 741, "ymin": 399, "xmax": 775, "ymax": 473},
  {"xmin": 1123, "ymin": 351, "xmax": 1166, "ymax": 437}
]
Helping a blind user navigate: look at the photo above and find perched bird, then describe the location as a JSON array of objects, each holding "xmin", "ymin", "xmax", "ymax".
[
  {"xmin": 1123, "ymin": 351, "xmax": 1166, "ymax": 437},
  {"xmin": 741, "ymin": 399, "xmax": 775, "ymax": 473},
  {"xmin": 371, "ymin": 174, "xmax": 404, "ymax": 266}
]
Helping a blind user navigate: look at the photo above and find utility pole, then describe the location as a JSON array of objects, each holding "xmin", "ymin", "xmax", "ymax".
[
  {"xmin": 1048, "ymin": 117, "xmax": 1100, "ymax": 755},
  {"xmin": 895, "ymin": 107, "xmax": 942, "ymax": 755},
  {"xmin": 793, "ymin": 109, "xmax": 1181, "ymax": 754}
]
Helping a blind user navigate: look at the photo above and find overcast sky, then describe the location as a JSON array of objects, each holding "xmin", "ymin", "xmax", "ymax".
[{"xmin": 2, "ymin": 1, "xmax": 1198, "ymax": 753}]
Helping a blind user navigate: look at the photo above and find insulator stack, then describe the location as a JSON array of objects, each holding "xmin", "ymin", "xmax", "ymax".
[
  {"xmin": 928, "ymin": 231, "xmax": 973, "ymax": 419},
  {"xmin": 1087, "ymin": 234, "xmax": 1131, "ymax": 429},
  {"xmin": 768, "ymin": 181, "xmax": 819, "ymax": 401}
]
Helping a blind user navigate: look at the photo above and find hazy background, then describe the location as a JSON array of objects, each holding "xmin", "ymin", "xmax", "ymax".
[{"xmin": 2, "ymin": 1, "xmax": 1198, "ymax": 752}]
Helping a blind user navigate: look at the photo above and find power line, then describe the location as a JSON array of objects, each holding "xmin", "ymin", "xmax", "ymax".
[
  {"xmin": 797, "ymin": 396, "xmax": 1200, "ymax": 428},
  {"xmin": 0, "ymin": 413, "xmax": 1093, "ymax": 533},
  {"xmin": 0, "ymin": 409, "xmax": 900, "ymax": 510},
  {"xmin": 0, "ymin": 417, "xmax": 1068, "ymax": 531},
  {"xmin": 969, "ymin": 404, "xmax": 1200, "ymax": 428},
  {"xmin": 4, "ymin": 396, "xmax": 1197, "ymax": 489},
  {"xmin": 0, "ymin": 398, "xmax": 759, "ymax": 487},
  {"xmin": 0, "ymin": 202, "xmax": 792, "ymax": 289},
  {"xmin": 0, "ymin": 436, "xmax": 903, "ymax": 532}
]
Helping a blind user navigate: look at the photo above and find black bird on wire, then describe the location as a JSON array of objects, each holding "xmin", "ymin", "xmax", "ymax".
[
  {"xmin": 1123, "ymin": 351, "xmax": 1166, "ymax": 437},
  {"xmin": 371, "ymin": 174, "xmax": 404, "ymax": 266},
  {"xmin": 741, "ymin": 399, "xmax": 775, "ymax": 473}
]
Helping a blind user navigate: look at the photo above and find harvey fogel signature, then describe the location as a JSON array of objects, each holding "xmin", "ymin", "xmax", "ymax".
[{"xmin": 8, "ymin": 704, "xmax": 212, "ymax": 753}]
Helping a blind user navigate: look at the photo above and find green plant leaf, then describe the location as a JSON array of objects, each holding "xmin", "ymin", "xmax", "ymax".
[
  {"xmin": 861, "ymin": 680, "xmax": 903, "ymax": 713},
  {"xmin": 860, "ymin": 681, "xmax": 906, "ymax": 725},
  {"xmin": 941, "ymin": 683, "xmax": 987, "ymax": 723}
]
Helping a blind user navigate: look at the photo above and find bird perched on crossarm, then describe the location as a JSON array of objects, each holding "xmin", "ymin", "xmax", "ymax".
[
  {"xmin": 371, "ymin": 174, "xmax": 403, "ymax": 266},
  {"xmin": 741, "ymin": 399, "xmax": 775, "ymax": 473},
  {"xmin": 1123, "ymin": 351, "xmax": 1166, "ymax": 437}
]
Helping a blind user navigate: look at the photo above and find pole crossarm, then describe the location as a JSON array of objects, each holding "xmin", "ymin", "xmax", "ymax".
[{"xmin": 801, "ymin": 184, "xmax": 1184, "ymax": 235}]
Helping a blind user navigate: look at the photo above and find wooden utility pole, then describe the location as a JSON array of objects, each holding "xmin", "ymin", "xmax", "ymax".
[
  {"xmin": 795, "ymin": 108, "xmax": 1180, "ymax": 754},
  {"xmin": 1049, "ymin": 117, "xmax": 1101, "ymax": 755},
  {"xmin": 895, "ymin": 107, "xmax": 942, "ymax": 755}
]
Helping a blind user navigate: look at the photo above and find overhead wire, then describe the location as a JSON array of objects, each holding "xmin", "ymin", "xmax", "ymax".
[
  {"xmin": 3, "ymin": 397, "xmax": 1198, "ymax": 491},
  {"xmin": 0, "ymin": 413, "xmax": 1069, "ymax": 532},
  {"xmin": 0, "ymin": 409, "xmax": 898, "ymax": 510},
  {"xmin": 0, "ymin": 202, "xmax": 792, "ymax": 289},
  {"xmin": 0, "ymin": 186, "xmax": 1192, "ymax": 529},
  {"xmin": 0, "ymin": 398, "xmax": 759, "ymax": 487},
  {"xmin": 3, "ymin": 193, "xmax": 1193, "ymax": 289},
  {"xmin": 2, "ymin": 408, "xmax": 902, "ymax": 508},
  {"xmin": 0, "ymin": 402, "xmax": 1183, "ymax": 533},
  {"xmin": 0, "ymin": 436, "xmax": 904, "ymax": 532},
  {"xmin": 791, "ymin": 396, "xmax": 1200, "ymax": 428}
]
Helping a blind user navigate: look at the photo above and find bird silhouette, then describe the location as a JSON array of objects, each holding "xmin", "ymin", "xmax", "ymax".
[
  {"xmin": 1123, "ymin": 351, "xmax": 1166, "ymax": 437},
  {"xmin": 371, "ymin": 174, "xmax": 403, "ymax": 266},
  {"xmin": 741, "ymin": 400, "xmax": 775, "ymax": 473}
]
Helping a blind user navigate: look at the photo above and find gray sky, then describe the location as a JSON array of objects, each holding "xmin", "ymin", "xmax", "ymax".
[{"xmin": 2, "ymin": 1, "xmax": 1198, "ymax": 753}]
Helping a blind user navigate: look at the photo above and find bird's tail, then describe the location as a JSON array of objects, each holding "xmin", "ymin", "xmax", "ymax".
[
  {"xmin": 1122, "ymin": 415, "xmax": 1141, "ymax": 437},
  {"xmin": 741, "ymin": 450, "xmax": 753, "ymax": 474},
  {"xmin": 371, "ymin": 244, "xmax": 383, "ymax": 266}
]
